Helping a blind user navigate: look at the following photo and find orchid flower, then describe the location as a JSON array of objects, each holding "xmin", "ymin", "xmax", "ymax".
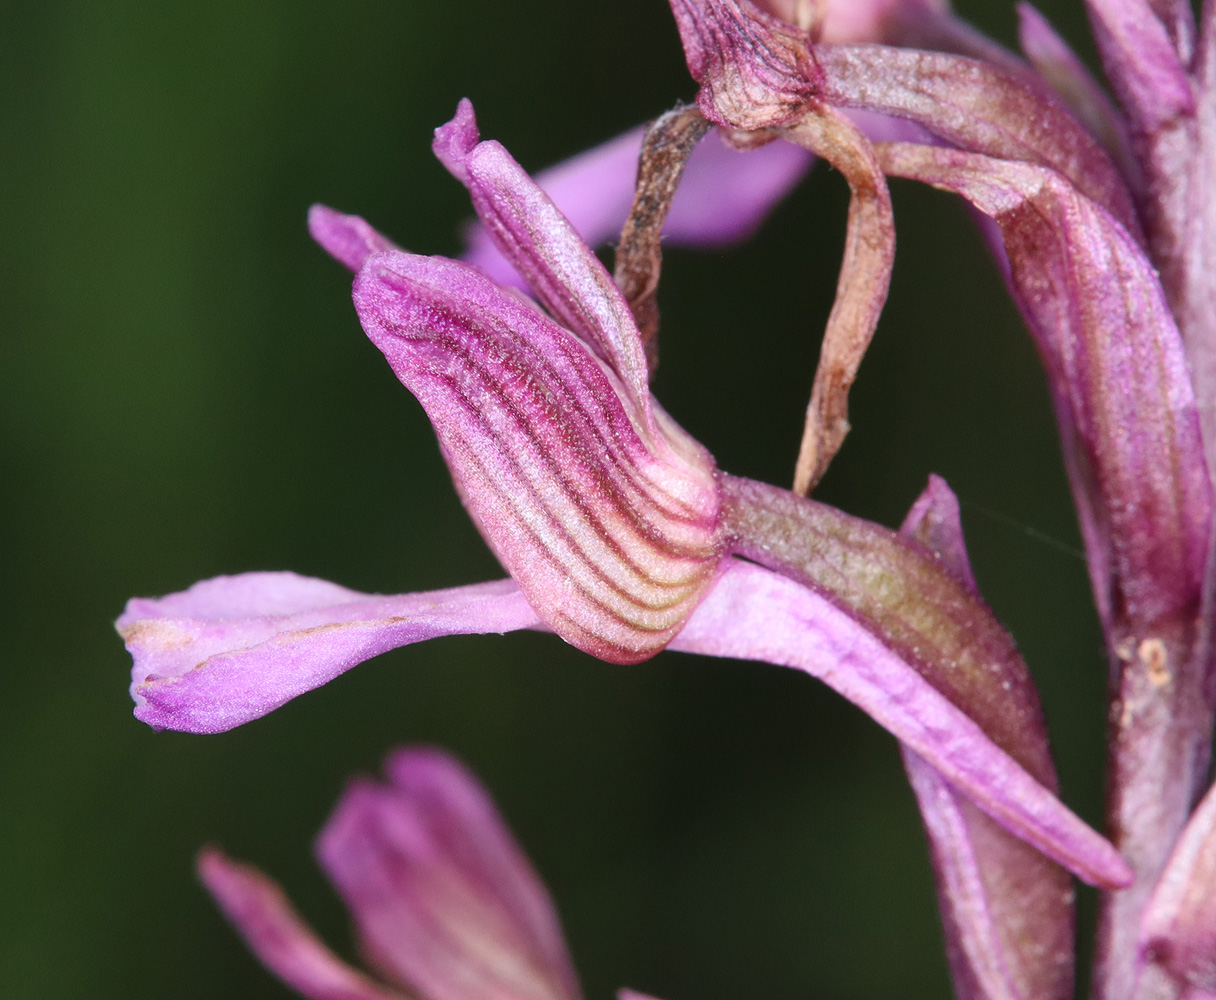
[
  {"xmin": 199, "ymin": 747, "xmax": 591, "ymax": 1000},
  {"xmin": 644, "ymin": 0, "xmax": 1216, "ymax": 997},
  {"xmin": 117, "ymin": 98, "xmax": 1130, "ymax": 901}
]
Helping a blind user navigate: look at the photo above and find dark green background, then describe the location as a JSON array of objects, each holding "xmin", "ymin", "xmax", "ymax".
[{"xmin": 1, "ymin": 2, "xmax": 1113, "ymax": 997}]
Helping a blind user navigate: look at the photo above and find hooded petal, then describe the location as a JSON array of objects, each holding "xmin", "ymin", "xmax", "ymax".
[
  {"xmin": 352, "ymin": 251, "xmax": 724, "ymax": 664},
  {"xmin": 433, "ymin": 100, "xmax": 651, "ymax": 409},
  {"xmin": 119, "ymin": 573, "xmax": 540, "ymax": 734},
  {"xmin": 667, "ymin": 0, "xmax": 823, "ymax": 129},
  {"xmin": 899, "ymin": 476, "xmax": 1074, "ymax": 1000},
  {"xmin": 198, "ymin": 847, "xmax": 409, "ymax": 1000},
  {"xmin": 669, "ymin": 557, "xmax": 1132, "ymax": 890},
  {"xmin": 1139, "ymin": 779, "xmax": 1216, "ymax": 995},
  {"xmin": 317, "ymin": 749, "xmax": 580, "ymax": 1000},
  {"xmin": 461, "ymin": 126, "xmax": 815, "ymax": 293}
]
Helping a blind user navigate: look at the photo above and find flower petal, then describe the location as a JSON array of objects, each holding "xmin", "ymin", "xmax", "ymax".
[
  {"xmin": 1084, "ymin": 0, "xmax": 1194, "ymax": 136},
  {"xmin": 353, "ymin": 251, "xmax": 723, "ymax": 664},
  {"xmin": 120, "ymin": 573, "xmax": 540, "ymax": 734},
  {"xmin": 317, "ymin": 748, "xmax": 580, "ymax": 1000},
  {"xmin": 669, "ymin": 558, "xmax": 1132, "ymax": 889},
  {"xmin": 309, "ymin": 204, "xmax": 403, "ymax": 274},
  {"xmin": 878, "ymin": 141, "xmax": 1213, "ymax": 1000},
  {"xmin": 818, "ymin": 44, "xmax": 1142, "ymax": 238},
  {"xmin": 1016, "ymin": 2, "xmax": 1137, "ymax": 182},
  {"xmin": 877, "ymin": 142, "xmax": 1211, "ymax": 634},
  {"xmin": 434, "ymin": 100, "xmax": 650, "ymax": 408},
  {"xmin": 667, "ymin": 0, "xmax": 823, "ymax": 129},
  {"xmin": 900, "ymin": 476, "xmax": 1074, "ymax": 1000},
  {"xmin": 462, "ymin": 126, "xmax": 815, "ymax": 293},
  {"xmin": 1139, "ymin": 779, "xmax": 1216, "ymax": 995},
  {"xmin": 198, "ymin": 847, "xmax": 408, "ymax": 1000}
]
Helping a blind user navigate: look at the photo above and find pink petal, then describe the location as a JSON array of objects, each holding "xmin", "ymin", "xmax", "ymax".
[
  {"xmin": 669, "ymin": 559, "xmax": 1133, "ymax": 890},
  {"xmin": 198, "ymin": 847, "xmax": 408, "ymax": 1000},
  {"xmin": 434, "ymin": 100, "xmax": 651, "ymax": 408},
  {"xmin": 1139, "ymin": 779, "xmax": 1216, "ymax": 995},
  {"xmin": 818, "ymin": 43, "xmax": 1143, "ymax": 240},
  {"xmin": 119, "ymin": 574, "xmax": 540, "ymax": 734},
  {"xmin": 462, "ymin": 126, "xmax": 815, "ymax": 293},
  {"xmin": 667, "ymin": 0, "xmax": 822, "ymax": 130},
  {"xmin": 878, "ymin": 143, "xmax": 1210, "ymax": 635},
  {"xmin": 1017, "ymin": 3, "xmax": 1137, "ymax": 183},
  {"xmin": 309, "ymin": 204, "xmax": 403, "ymax": 274},
  {"xmin": 352, "ymin": 251, "xmax": 723, "ymax": 665},
  {"xmin": 1084, "ymin": 0, "xmax": 1194, "ymax": 136},
  {"xmin": 900, "ymin": 477, "xmax": 1074, "ymax": 1000},
  {"xmin": 317, "ymin": 749, "xmax": 580, "ymax": 1000}
]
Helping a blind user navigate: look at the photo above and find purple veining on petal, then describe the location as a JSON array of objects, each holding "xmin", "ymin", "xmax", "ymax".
[
  {"xmin": 900, "ymin": 476, "xmax": 1074, "ymax": 1000},
  {"xmin": 462, "ymin": 126, "xmax": 815, "ymax": 293},
  {"xmin": 669, "ymin": 558, "xmax": 1132, "ymax": 890},
  {"xmin": 668, "ymin": 0, "xmax": 823, "ymax": 130},
  {"xmin": 317, "ymin": 749, "xmax": 580, "ymax": 1000},
  {"xmin": 120, "ymin": 573, "xmax": 540, "ymax": 734},
  {"xmin": 198, "ymin": 847, "xmax": 409, "ymax": 1000},
  {"xmin": 353, "ymin": 251, "xmax": 723, "ymax": 665},
  {"xmin": 309, "ymin": 204, "xmax": 403, "ymax": 274},
  {"xmin": 434, "ymin": 100, "xmax": 651, "ymax": 408}
]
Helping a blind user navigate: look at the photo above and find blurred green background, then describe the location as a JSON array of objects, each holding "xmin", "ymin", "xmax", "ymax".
[{"xmin": 1, "ymin": 1, "xmax": 1113, "ymax": 997}]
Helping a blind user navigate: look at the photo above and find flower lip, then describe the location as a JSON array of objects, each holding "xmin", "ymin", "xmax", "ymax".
[{"xmin": 352, "ymin": 247, "xmax": 725, "ymax": 664}]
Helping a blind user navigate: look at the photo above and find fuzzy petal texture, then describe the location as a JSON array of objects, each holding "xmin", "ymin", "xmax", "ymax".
[
  {"xmin": 433, "ymin": 100, "xmax": 651, "ymax": 408},
  {"xmin": 462, "ymin": 126, "xmax": 815, "ymax": 292},
  {"xmin": 1139, "ymin": 779, "xmax": 1216, "ymax": 995},
  {"xmin": 309, "ymin": 205, "xmax": 403, "ymax": 273},
  {"xmin": 1084, "ymin": 0, "xmax": 1194, "ymax": 137},
  {"xmin": 353, "ymin": 251, "xmax": 724, "ymax": 664},
  {"xmin": 900, "ymin": 476, "xmax": 1073, "ymax": 1000},
  {"xmin": 317, "ymin": 749, "xmax": 580, "ymax": 1000},
  {"xmin": 1016, "ymin": 3, "xmax": 1136, "ymax": 182},
  {"xmin": 818, "ymin": 44, "xmax": 1142, "ymax": 239},
  {"xmin": 198, "ymin": 847, "xmax": 409, "ymax": 1000},
  {"xmin": 120, "ymin": 574, "xmax": 540, "ymax": 734},
  {"xmin": 668, "ymin": 0, "xmax": 823, "ymax": 129},
  {"xmin": 669, "ymin": 558, "xmax": 1132, "ymax": 890},
  {"xmin": 877, "ymin": 143, "xmax": 1210, "ymax": 635}
]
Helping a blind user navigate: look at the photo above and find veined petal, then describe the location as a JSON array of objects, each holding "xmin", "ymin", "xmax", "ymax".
[
  {"xmin": 818, "ymin": 44, "xmax": 1142, "ymax": 238},
  {"xmin": 1139, "ymin": 779, "xmax": 1216, "ymax": 995},
  {"xmin": 198, "ymin": 847, "xmax": 409, "ymax": 1000},
  {"xmin": 667, "ymin": 0, "xmax": 823, "ymax": 129},
  {"xmin": 900, "ymin": 476, "xmax": 1073, "ymax": 1000},
  {"xmin": 353, "ymin": 251, "xmax": 724, "ymax": 664},
  {"xmin": 309, "ymin": 204, "xmax": 403, "ymax": 274},
  {"xmin": 669, "ymin": 558, "xmax": 1132, "ymax": 890},
  {"xmin": 434, "ymin": 100, "xmax": 650, "ymax": 410},
  {"xmin": 462, "ymin": 126, "xmax": 815, "ymax": 292},
  {"xmin": 119, "ymin": 573, "xmax": 540, "ymax": 734},
  {"xmin": 317, "ymin": 749, "xmax": 580, "ymax": 1000}
]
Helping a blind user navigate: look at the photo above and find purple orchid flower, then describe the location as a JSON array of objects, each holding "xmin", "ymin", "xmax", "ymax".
[
  {"xmin": 649, "ymin": 0, "xmax": 1216, "ymax": 997},
  {"xmin": 117, "ymin": 98, "xmax": 1132, "ymax": 896},
  {"xmin": 199, "ymin": 747, "xmax": 591, "ymax": 1000}
]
